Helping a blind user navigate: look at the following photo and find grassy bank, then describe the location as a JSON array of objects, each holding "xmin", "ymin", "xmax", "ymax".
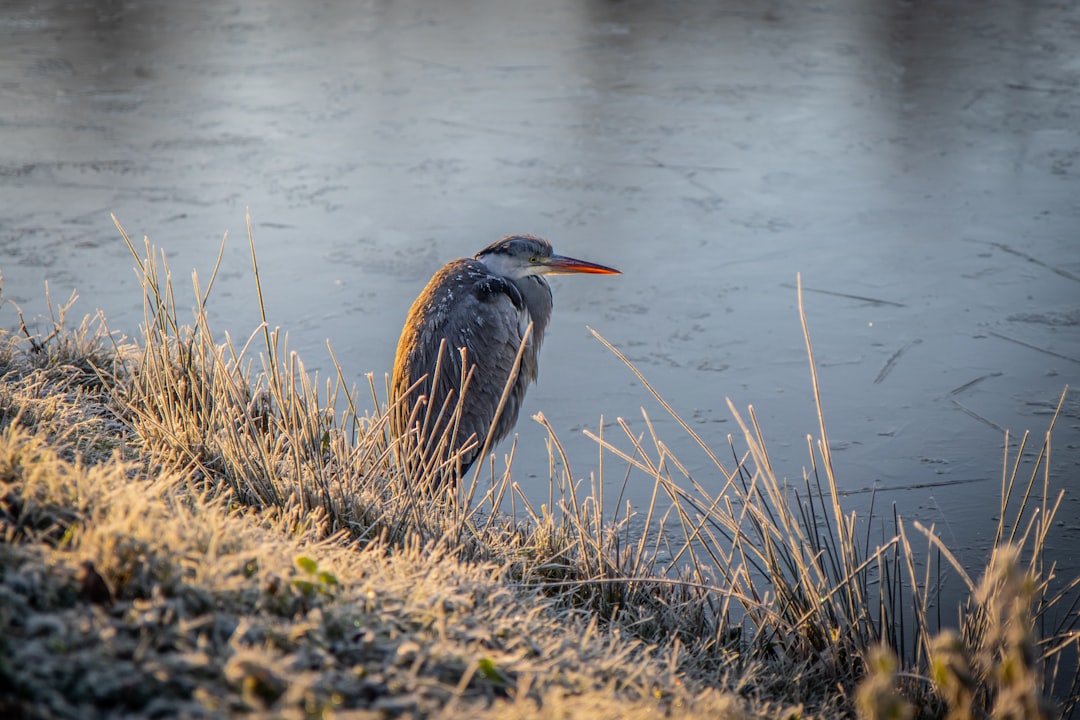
[{"xmin": 1, "ymin": 224, "xmax": 1076, "ymax": 718}]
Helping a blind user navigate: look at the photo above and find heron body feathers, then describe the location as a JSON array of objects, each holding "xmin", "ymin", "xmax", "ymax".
[
  {"xmin": 389, "ymin": 234, "xmax": 617, "ymax": 479},
  {"xmin": 391, "ymin": 257, "xmax": 549, "ymax": 473}
]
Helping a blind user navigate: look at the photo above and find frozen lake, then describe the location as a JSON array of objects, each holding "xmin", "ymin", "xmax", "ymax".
[{"xmin": 2, "ymin": 0, "xmax": 1078, "ymax": 589}]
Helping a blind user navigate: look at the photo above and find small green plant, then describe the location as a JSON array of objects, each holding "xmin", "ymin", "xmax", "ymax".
[{"xmin": 292, "ymin": 554, "xmax": 339, "ymax": 599}]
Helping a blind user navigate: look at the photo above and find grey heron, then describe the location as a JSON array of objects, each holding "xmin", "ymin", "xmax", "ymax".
[{"xmin": 390, "ymin": 234, "xmax": 620, "ymax": 478}]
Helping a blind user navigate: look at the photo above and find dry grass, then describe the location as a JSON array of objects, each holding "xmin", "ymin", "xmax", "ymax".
[
  {"xmin": 0, "ymin": 307, "xmax": 757, "ymax": 719},
  {"xmin": 0, "ymin": 217, "xmax": 1076, "ymax": 718}
]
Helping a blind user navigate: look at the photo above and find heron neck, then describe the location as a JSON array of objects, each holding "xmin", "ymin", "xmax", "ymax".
[{"xmin": 512, "ymin": 275, "xmax": 553, "ymax": 344}]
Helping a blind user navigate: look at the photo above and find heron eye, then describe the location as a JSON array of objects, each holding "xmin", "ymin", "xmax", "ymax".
[{"xmin": 529, "ymin": 256, "xmax": 538, "ymax": 263}]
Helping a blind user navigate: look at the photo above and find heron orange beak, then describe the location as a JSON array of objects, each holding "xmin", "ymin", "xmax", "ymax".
[{"xmin": 542, "ymin": 254, "xmax": 621, "ymax": 276}]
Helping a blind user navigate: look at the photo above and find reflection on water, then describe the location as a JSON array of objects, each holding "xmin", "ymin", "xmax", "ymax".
[{"xmin": 2, "ymin": 0, "xmax": 1078, "ymax": 594}]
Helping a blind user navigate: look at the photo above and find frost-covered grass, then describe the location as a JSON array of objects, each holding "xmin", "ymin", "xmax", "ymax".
[{"xmin": 0, "ymin": 218, "xmax": 1075, "ymax": 718}]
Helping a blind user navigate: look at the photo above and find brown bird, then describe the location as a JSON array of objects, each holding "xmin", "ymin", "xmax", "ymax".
[{"xmin": 390, "ymin": 235, "xmax": 619, "ymax": 476}]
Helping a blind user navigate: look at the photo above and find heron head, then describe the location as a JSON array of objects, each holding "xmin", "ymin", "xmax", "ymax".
[{"xmin": 475, "ymin": 235, "xmax": 620, "ymax": 279}]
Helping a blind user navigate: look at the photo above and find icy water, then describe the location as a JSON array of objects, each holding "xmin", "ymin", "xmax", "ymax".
[{"xmin": 2, "ymin": 1, "xmax": 1078, "ymax": 591}]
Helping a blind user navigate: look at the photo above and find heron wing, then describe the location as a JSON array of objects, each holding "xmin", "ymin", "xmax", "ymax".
[{"xmin": 391, "ymin": 259, "xmax": 530, "ymax": 468}]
